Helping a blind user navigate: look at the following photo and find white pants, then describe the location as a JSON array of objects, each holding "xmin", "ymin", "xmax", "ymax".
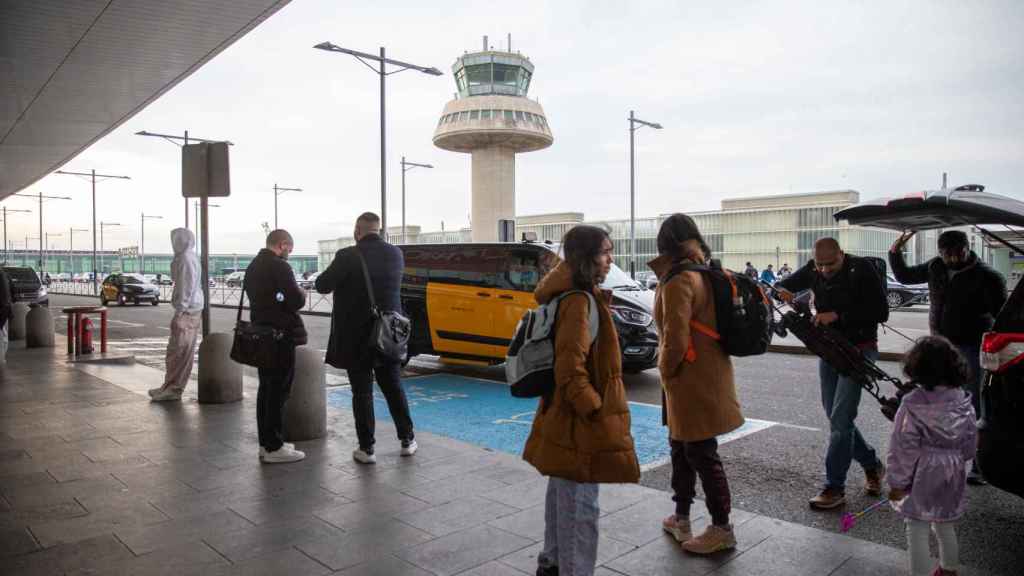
[
  {"xmin": 538, "ymin": 477, "xmax": 600, "ymax": 576},
  {"xmin": 161, "ymin": 311, "xmax": 201, "ymax": 393},
  {"xmin": 0, "ymin": 324, "xmax": 8, "ymax": 365},
  {"xmin": 906, "ymin": 518, "xmax": 959, "ymax": 576}
]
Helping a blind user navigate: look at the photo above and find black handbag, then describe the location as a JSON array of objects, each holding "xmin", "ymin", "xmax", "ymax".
[
  {"xmin": 229, "ymin": 276, "xmax": 286, "ymax": 370},
  {"xmin": 355, "ymin": 247, "xmax": 411, "ymax": 363}
]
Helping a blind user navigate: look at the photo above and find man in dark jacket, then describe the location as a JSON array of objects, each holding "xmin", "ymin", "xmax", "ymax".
[
  {"xmin": 245, "ymin": 230, "xmax": 308, "ymax": 464},
  {"xmin": 316, "ymin": 212, "xmax": 415, "ymax": 464},
  {"xmin": 890, "ymin": 229, "xmax": 1006, "ymax": 483},
  {"xmin": 1, "ymin": 267, "xmax": 12, "ymax": 365},
  {"xmin": 777, "ymin": 238, "xmax": 889, "ymax": 510}
]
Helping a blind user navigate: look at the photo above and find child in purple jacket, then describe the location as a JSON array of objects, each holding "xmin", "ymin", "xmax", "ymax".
[{"xmin": 887, "ymin": 336, "xmax": 977, "ymax": 576}]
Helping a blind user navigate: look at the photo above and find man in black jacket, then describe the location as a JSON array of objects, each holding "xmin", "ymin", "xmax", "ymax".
[
  {"xmin": 316, "ymin": 212, "xmax": 415, "ymax": 464},
  {"xmin": 245, "ymin": 230, "xmax": 308, "ymax": 464},
  {"xmin": 890, "ymin": 229, "xmax": 1006, "ymax": 483},
  {"xmin": 777, "ymin": 238, "xmax": 889, "ymax": 510}
]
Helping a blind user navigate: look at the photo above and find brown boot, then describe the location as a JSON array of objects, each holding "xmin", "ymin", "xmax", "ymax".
[
  {"xmin": 682, "ymin": 524, "xmax": 736, "ymax": 555},
  {"xmin": 809, "ymin": 487, "xmax": 846, "ymax": 510},
  {"xmin": 865, "ymin": 463, "xmax": 886, "ymax": 497}
]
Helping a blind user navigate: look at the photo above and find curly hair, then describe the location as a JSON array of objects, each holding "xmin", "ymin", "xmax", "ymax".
[
  {"xmin": 562, "ymin": 225, "xmax": 612, "ymax": 290},
  {"xmin": 903, "ymin": 335, "xmax": 970, "ymax": 391}
]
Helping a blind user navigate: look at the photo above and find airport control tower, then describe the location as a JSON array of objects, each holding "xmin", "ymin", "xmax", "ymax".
[{"xmin": 433, "ymin": 37, "xmax": 553, "ymax": 242}]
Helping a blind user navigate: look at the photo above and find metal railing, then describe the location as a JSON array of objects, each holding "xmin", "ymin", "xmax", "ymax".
[{"xmin": 47, "ymin": 281, "xmax": 334, "ymax": 314}]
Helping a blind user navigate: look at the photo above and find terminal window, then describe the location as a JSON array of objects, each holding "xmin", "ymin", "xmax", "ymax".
[
  {"xmin": 481, "ymin": 110, "xmax": 492, "ymax": 119},
  {"xmin": 470, "ymin": 110, "xmax": 480, "ymax": 120},
  {"xmin": 503, "ymin": 110, "xmax": 514, "ymax": 121}
]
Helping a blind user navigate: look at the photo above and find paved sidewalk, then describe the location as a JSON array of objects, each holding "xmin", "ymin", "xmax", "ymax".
[{"xmin": 0, "ymin": 339, "xmax": 986, "ymax": 576}]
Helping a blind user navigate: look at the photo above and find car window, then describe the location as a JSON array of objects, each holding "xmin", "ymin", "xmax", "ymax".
[
  {"xmin": 123, "ymin": 275, "xmax": 144, "ymax": 284},
  {"xmin": 103, "ymin": 275, "xmax": 116, "ymax": 284}
]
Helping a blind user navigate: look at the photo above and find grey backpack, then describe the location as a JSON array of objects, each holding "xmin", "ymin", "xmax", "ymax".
[{"xmin": 506, "ymin": 291, "xmax": 599, "ymax": 398}]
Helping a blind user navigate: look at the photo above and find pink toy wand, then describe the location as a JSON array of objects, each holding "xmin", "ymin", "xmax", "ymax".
[{"xmin": 840, "ymin": 498, "xmax": 889, "ymax": 532}]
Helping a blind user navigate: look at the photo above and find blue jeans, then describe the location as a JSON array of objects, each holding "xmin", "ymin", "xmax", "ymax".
[
  {"xmin": 538, "ymin": 477, "xmax": 599, "ymax": 576},
  {"xmin": 819, "ymin": 350, "xmax": 881, "ymax": 491}
]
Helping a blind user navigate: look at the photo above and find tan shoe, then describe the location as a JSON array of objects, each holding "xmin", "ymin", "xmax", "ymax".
[
  {"xmin": 662, "ymin": 514, "xmax": 691, "ymax": 543},
  {"xmin": 809, "ymin": 487, "xmax": 846, "ymax": 510},
  {"xmin": 682, "ymin": 524, "xmax": 736, "ymax": 555},
  {"xmin": 865, "ymin": 463, "xmax": 886, "ymax": 497}
]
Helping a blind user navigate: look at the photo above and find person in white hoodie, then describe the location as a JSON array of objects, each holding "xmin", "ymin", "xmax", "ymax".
[{"xmin": 149, "ymin": 228, "xmax": 204, "ymax": 401}]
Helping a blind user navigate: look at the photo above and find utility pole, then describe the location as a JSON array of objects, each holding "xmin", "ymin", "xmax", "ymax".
[
  {"xmin": 140, "ymin": 213, "xmax": 163, "ymax": 274},
  {"xmin": 13, "ymin": 192, "xmax": 71, "ymax": 273},
  {"xmin": 193, "ymin": 201, "xmax": 220, "ymax": 255},
  {"xmin": 1, "ymin": 207, "xmax": 31, "ymax": 264},
  {"xmin": 99, "ymin": 222, "xmax": 121, "ymax": 275},
  {"xmin": 627, "ymin": 110, "xmax": 663, "ymax": 279},
  {"xmin": 55, "ymin": 169, "xmax": 130, "ymax": 293},
  {"xmin": 69, "ymin": 228, "xmax": 88, "ymax": 275},
  {"xmin": 273, "ymin": 184, "xmax": 302, "ymax": 229},
  {"xmin": 400, "ymin": 157, "xmax": 433, "ymax": 243},
  {"xmin": 44, "ymin": 232, "xmax": 61, "ymax": 273}
]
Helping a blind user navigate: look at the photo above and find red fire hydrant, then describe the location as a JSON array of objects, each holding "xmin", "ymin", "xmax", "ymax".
[{"xmin": 80, "ymin": 317, "xmax": 95, "ymax": 355}]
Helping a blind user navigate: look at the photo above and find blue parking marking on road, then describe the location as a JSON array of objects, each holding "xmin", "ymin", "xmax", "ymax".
[{"xmin": 327, "ymin": 373, "xmax": 776, "ymax": 467}]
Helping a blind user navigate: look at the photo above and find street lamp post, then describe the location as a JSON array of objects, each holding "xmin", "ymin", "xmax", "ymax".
[
  {"xmin": 193, "ymin": 201, "xmax": 220, "ymax": 255},
  {"xmin": 55, "ymin": 169, "xmax": 131, "ymax": 294},
  {"xmin": 273, "ymin": 184, "xmax": 302, "ymax": 230},
  {"xmin": 44, "ymin": 233, "xmax": 61, "ymax": 273},
  {"xmin": 313, "ymin": 42, "xmax": 442, "ymax": 239},
  {"xmin": 140, "ymin": 213, "xmax": 163, "ymax": 274},
  {"xmin": 400, "ymin": 156, "xmax": 433, "ymax": 244},
  {"xmin": 24, "ymin": 237, "xmax": 38, "ymax": 267},
  {"xmin": 1, "ymin": 207, "xmax": 31, "ymax": 264},
  {"xmin": 14, "ymin": 192, "xmax": 72, "ymax": 274},
  {"xmin": 627, "ymin": 110, "xmax": 663, "ymax": 279},
  {"xmin": 69, "ymin": 228, "xmax": 88, "ymax": 275},
  {"xmin": 99, "ymin": 222, "xmax": 121, "ymax": 275}
]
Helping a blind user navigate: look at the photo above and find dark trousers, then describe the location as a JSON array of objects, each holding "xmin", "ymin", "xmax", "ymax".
[
  {"xmin": 347, "ymin": 361, "xmax": 414, "ymax": 451},
  {"xmin": 670, "ymin": 437, "xmax": 732, "ymax": 526},
  {"xmin": 256, "ymin": 345, "xmax": 296, "ymax": 452}
]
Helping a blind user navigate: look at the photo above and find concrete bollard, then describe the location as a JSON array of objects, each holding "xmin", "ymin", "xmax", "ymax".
[
  {"xmin": 283, "ymin": 345, "xmax": 327, "ymax": 441},
  {"xmin": 25, "ymin": 306, "xmax": 55, "ymax": 348},
  {"xmin": 8, "ymin": 303, "xmax": 29, "ymax": 340},
  {"xmin": 198, "ymin": 332, "xmax": 243, "ymax": 403}
]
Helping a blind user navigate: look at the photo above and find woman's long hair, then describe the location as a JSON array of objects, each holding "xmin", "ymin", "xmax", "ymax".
[
  {"xmin": 657, "ymin": 213, "xmax": 711, "ymax": 261},
  {"xmin": 562, "ymin": 225, "xmax": 612, "ymax": 290}
]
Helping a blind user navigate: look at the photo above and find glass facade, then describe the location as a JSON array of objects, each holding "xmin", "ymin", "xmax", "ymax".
[
  {"xmin": 5, "ymin": 250, "xmax": 318, "ymax": 277},
  {"xmin": 437, "ymin": 109, "xmax": 549, "ymax": 130},
  {"xmin": 453, "ymin": 52, "xmax": 534, "ymax": 98}
]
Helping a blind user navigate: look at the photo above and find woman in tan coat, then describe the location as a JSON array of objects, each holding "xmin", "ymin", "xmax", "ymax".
[
  {"xmin": 523, "ymin": 225, "xmax": 640, "ymax": 576},
  {"xmin": 648, "ymin": 213, "xmax": 744, "ymax": 555}
]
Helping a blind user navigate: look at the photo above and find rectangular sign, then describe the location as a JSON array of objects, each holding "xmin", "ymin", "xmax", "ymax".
[{"xmin": 182, "ymin": 142, "xmax": 230, "ymax": 198}]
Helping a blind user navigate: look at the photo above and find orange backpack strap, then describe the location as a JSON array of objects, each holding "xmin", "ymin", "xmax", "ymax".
[{"xmin": 684, "ymin": 320, "xmax": 720, "ymax": 362}]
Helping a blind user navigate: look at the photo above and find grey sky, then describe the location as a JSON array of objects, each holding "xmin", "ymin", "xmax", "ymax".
[{"xmin": 10, "ymin": 0, "xmax": 1024, "ymax": 255}]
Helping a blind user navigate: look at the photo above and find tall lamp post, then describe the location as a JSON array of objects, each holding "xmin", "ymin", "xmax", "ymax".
[
  {"xmin": 24, "ymin": 237, "xmax": 38, "ymax": 267},
  {"xmin": 14, "ymin": 192, "xmax": 72, "ymax": 273},
  {"xmin": 55, "ymin": 169, "xmax": 130, "ymax": 293},
  {"xmin": 44, "ymin": 232, "xmax": 61, "ymax": 273},
  {"xmin": 1, "ymin": 207, "xmax": 31, "ymax": 264},
  {"xmin": 313, "ymin": 42, "xmax": 442, "ymax": 239},
  {"xmin": 99, "ymin": 222, "xmax": 121, "ymax": 275},
  {"xmin": 400, "ymin": 156, "xmax": 433, "ymax": 244},
  {"xmin": 140, "ymin": 213, "xmax": 163, "ymax": 274},
  {"xmin": 69, "ymin": 228, "xmax": 88, "ymax": 276},
  {"xmin": 627, "ymin": 110, "xmax": 663, "ymax": 279},
  {"xmin": 273, "ymin": 184, "xmax": 302, "ymax": 230}
]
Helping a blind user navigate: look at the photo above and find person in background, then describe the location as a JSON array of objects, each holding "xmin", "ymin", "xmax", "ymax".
[
  {"xmin": 0, "ymin": 267, "xmax": 12, "ymax": 366},
  {"xmin": 316, "ymin": 212, "xmax": 416, "ymax": 464},
  {"xmin": 778, "ymin": 262, "xmax": 793, "ymax": 278},
  {"xmin": 246, "ymin": 230, "xmax": 307, "ymax": 464},
  {"xmin": 890, "ymin": 230, "xmax": 1006, "ymax": 484},
  {"xmin": 744, "ymin": 262, "xmax": 758, "ymax": 279},
  {"xmin": 524, "ymin": 225, "xmax": 640, "ymax": 576},
  {"xmin": 148, "ymin": 229, "xmax": 203, "ymax": 402},
  {"xmin": 759, "ymin": 264, "xmax": 777, "ymax": 285},
  {"xmin": 888, "ymin": 336, "xmax": 976, "ymax": 576},
  {"xmin": 776, "ymin": 237, "xmax": 889, "ymax": 510},
  {"xmin": 649, "ymin": 213, "xmax": 744, "ymax": 555}
]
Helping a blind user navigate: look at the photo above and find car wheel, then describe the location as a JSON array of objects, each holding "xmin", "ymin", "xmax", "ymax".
[
  {"xmin": 151, "ymin": 300, "xmax": 158, "ymax": 306},
  {"xmin": 117, "ymin": 293, "xmax": 126, "ymax": 306},
  {"xmin": 887, "ymin": 290, "xmax": 904, "ymax": 308}
]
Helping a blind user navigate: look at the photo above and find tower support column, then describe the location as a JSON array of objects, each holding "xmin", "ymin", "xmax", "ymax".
[{"xmin": 470, "ymin": 146, "xmax": 516, "ymax": 242}]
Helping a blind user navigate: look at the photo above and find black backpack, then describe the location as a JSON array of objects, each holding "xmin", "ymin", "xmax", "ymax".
[{"xmin": 663, "ymin": 260, "xmax": 773, "ymax": 357}]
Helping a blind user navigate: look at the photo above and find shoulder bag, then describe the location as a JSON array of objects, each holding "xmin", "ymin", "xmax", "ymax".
[
  {"xmin": 355, "ymin": 247, "xmax": 411, "ymax": 363},
  {"xmin": 229, "ymin": 275, "xmax": 286, "ymax": 370}
]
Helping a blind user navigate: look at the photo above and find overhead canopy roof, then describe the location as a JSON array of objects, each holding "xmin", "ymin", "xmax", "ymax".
[{"xmin": 0, "ymin": 0, "xmax": 291, "ymax": 200}]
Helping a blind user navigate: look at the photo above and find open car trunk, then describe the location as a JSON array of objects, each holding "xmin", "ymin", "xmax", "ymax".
[{"xmin": 835, "ymin": 184, "xmax": 1024, "ymax": 498}]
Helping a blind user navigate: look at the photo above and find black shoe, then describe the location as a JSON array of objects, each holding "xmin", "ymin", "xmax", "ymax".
[{"xmin": 536, "ymin": 566, "xmax": 558, "ymax": 576}]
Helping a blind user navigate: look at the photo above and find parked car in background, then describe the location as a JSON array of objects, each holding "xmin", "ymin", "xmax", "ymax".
[
  {"xmin": 73, "ymin": 272, "xmax": 95, "ymax": 283},
  {"xmin": 886, "ymin": 273, "xmax": 929, "ymax": 308},
  {"xmin": 224, "ymin": 271, "xmax": 245, "ymax": 288},
  {"xmin": 2, "ymin": 267, "xmax": 48, "ymax": 306},
  {"xmin": 297, "ymin": 272, "xmax": 318, "ymax": 289},
  {"xmin": 51, "ymin": 272, "xmax": 71, "ymax": 282},
  {"xmin": 100, "ymin": 273, "xmax": 160, "ymax": 306}
]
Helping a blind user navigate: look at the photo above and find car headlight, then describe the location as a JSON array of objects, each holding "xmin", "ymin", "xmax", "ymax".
[
  {"xmin": 38, "ymin": 286, "xmax": 47, "ymax": 297},
  {"xmin": 610, "ymin": 305, "xmax": 652, "ymax": 327}
]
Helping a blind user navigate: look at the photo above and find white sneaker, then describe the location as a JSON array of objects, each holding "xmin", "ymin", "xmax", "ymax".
[
  {"xmin": 261, "ymin": 445, "xmax": 305, "ymax": 464},
  {"xmin": 148, "ymin": 388, "xmax": 182, "ymax": 402},
  {"xmin": 259, "ymin": 443, "xmax": 295, "ymax": 459},
  {"xmin": 353, "ymin": 448, "xmax": 376, "ymax": 464},
  {"xmin": 400, "ymin": 440, "xmax": 418, "ymax": 457}
]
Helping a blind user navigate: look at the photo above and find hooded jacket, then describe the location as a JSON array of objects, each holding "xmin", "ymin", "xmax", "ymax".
[
  {"xmin": 889, "ymin": 250, "xmax": 1007, "ymax": 346},
  {"xmin": 886, "ymin": 386, "xmax": 977, "ymax": 522},
  {"xmin": 522, "ymin": 263, "xmax": 640, "ymax": 484},
  {"xmin": 170, "ymin": 228, "xmax": 203, "ymax": 313},
  {"xmin": 649, "ymin": 241, "xmax": 744, "ymax": 442}
]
